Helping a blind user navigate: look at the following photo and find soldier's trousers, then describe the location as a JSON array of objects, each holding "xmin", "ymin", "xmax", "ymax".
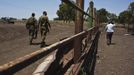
[{"xmin": 29, "ymin": 29, "xmax": 38, "ymax": 44}]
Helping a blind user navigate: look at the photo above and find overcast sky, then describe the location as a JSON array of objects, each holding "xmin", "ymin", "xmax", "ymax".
[{"xmin": 0, "ymin": 0, "xmax": 133, "ymax": 20}]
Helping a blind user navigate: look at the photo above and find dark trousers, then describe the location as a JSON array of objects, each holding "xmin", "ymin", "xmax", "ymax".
[{"xmin": 106, "ymin": 32, "xmax": 113, "ymax": 44}]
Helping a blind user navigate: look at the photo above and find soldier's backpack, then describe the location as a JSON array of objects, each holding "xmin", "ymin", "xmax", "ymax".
[{"xmin": 26, "ymin": 17, "xmax": 36, "ymax": 29}]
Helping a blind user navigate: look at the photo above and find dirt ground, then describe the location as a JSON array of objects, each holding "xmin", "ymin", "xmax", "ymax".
[
  {"xmin": 0, "ymin": 22, "xmax": 75, "ymax": 65},
  {"xmin": 95, "ymin": 27, "xmax": 134, "ymax": 75},
  {"xmin": 0, "ymin": 22, "xmax": 134, "ymax": 75},
  {"xmin": 0, "ymin": 21, "xmax": 76, "ymax": 75}
]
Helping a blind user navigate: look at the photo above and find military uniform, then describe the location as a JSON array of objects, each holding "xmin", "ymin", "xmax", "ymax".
[
  {"xmin": 38, "ymin": 14, "xmax": 51, "ymax": 47},
  {"xmin": 26, "ymin": 16, "xmax": 38, "ymax": 44},
  {"xmin": 39, "ymin": 15, "xmax": 49, "ymax": 36}
]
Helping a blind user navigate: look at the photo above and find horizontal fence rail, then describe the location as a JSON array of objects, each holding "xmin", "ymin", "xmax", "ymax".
[
  {"xmin": 0, "ymin": 27, "xmax": 96, "ymax": 75},
  {"xmin": 33, "ymin": 27, "xmax": 99, "ymax": 75}
]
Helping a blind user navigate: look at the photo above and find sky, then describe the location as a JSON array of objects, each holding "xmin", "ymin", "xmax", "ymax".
[{"xmin": 0, "ymin": 0, "xmax": 133, "ymax": 20}]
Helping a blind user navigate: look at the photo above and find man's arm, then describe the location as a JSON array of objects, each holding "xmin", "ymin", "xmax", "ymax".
[{"xmin": 47, "ymin": 17, "xmax": 51, "ymax": 29}]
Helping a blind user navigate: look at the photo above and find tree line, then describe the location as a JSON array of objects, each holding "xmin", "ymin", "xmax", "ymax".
[
  {"xmin": 118, "ymin": 2, "xmax": 134, "ymax": 33},
  {"xmin": 55, "ymin": 1, "xmax": 134, "ymax": 24}
]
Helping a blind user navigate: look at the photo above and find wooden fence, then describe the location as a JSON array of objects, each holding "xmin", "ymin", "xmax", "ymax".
[{"xmin": 0, "ymin": 0, "xmax": 100, "ymax": 75}]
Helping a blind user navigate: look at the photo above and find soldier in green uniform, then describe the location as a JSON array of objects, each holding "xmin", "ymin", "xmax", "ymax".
[
  {"xmin": 38, "ymin": 11, "xmax": 51, "ymax": 47},
  {"xmin": 26, "ymin": 13, "xmax": 38, "ymax": 45}
]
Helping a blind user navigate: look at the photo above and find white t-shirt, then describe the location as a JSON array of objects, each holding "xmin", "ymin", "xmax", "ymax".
[{"xmin": 106, "ymin": 23, "xmax": 115, "ymax": 32}]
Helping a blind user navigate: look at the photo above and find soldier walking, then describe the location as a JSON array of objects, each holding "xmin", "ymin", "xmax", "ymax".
[
  {"xmin": 26, "ymin": 13, "xmax": 38, "ymax": 45},
  {"xmin": 38, "ymin": 11, "xmax": 51, "ymax": 47}
]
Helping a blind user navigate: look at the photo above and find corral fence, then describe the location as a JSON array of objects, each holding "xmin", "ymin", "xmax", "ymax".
[{"xmin": 0, "ymin": 0, "xmax": 100, "ymax": 75}]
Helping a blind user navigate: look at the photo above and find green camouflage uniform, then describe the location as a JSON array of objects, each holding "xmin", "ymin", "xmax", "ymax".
[
  {"xmin": 38, "ymin": 15, "xmax": 51, "ymax": 46},
  {"xmin": 26, "ymin": 16, "xmax": 37, "ymax": 44}
]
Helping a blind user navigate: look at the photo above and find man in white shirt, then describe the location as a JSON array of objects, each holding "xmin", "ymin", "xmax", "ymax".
[{"xmin": 105, "ymin": 21, "xmax": 115, "ymax": 45}]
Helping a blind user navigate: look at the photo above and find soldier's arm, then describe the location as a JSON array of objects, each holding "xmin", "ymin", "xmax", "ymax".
[
  {"xmin": 47, "ymin": 17, "xmax": 51, "ymax": 29},
  {"xmin": 38, "ymin": 17, "xmax": 41, "ymax": 30},
  {"xmin": 25, "ymin": 18, "xmax": 30, "ymax": 29},
  {"xmin": 35, "ymin": 19, "xmax": 39, "ymax": 30},
  {"xmin": 26, "ymin": 18, "xmax": 29, "ymax": 25},
  {"xmin": 48, "ymin": 22, "xmax": 51, "ymax": 29}
]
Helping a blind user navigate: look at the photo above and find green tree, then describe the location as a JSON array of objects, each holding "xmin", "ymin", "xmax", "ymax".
[
  {"xmin": 118, "ymin": 10, "xmax": 132, "ymax": 24},
  {"xmin": 128, "ymin": 2, "xmax": 134, "ymax": 33},
  {"xmin": 119, "ymin": 2, "xmax": 134, "ymax": 24},
  {"xmin": 118, "ymin": 2, "xmax": 134, "ymax": 33},
  {"xmin": 96, "ymin": 8, "xmax": 109, "ymax": 23},
  {"xmin": 56, "ymin": 1, "xmax": 75, "ymax": 23},
  {"xmin": 128, "ymin": 2, "xmax": 134, "ymax": 16},
  {"xmin": 118, "ymin": 10, "xmax": 133, "ymax": 32},
  {"xmin": 107, "ymin": 13, "xmax": 118, "ymax": 23}
]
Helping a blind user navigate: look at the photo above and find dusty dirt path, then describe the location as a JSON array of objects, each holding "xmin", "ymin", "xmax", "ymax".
[
  {"xmin": 0, "ymin": 22, "xmax": 75, "ymax": 75},
  {"xmin": 95, "ymin": 27, "xmax": 134, "ymax": 75}
]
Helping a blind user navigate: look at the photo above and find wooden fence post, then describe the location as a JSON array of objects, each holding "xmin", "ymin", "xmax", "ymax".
[
  {"xmin": 89, "ymin": 1, "xmax": 94, "ymax": 28},
  {"xmin": 74, "ymin": 0, "xmax": 84, "ymax": 63}
]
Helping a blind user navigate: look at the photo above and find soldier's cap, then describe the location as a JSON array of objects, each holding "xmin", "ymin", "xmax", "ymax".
[
  {"xmin": 43, "ymin": 11, "xmax": 47, "ymax": 15},
  {"xmin": 32, "ymin": 13, "xmax": 35, "ymax": 16}
]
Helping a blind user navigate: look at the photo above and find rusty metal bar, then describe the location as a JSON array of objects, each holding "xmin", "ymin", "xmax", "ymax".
[{"xmin": 61, "ymin": 0, "xmax": 95, "ymax": 20}]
